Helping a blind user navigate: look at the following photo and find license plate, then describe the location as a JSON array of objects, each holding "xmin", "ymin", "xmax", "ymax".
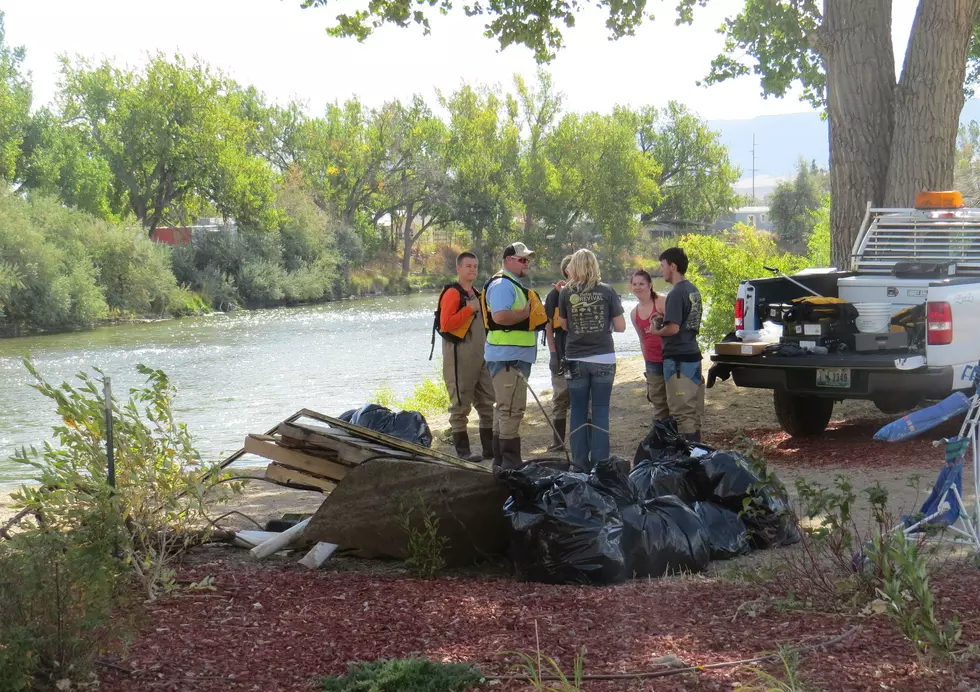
[{"xmin": 816, "ymin": 368, "xmax": 851, "ymax": 388}]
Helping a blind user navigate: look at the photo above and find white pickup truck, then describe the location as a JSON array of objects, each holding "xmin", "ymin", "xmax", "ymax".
[{"xmin": 710, "ymin": 192, "xmax": 980, "ymax": 437}]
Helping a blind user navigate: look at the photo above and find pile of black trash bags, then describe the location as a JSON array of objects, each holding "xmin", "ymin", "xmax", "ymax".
[{"xmin": 498, "ymin": 419, "xmax": 800, "ymax": 585}]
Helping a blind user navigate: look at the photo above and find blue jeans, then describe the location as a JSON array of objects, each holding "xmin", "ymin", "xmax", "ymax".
[{"xmin": 566, "ymin": 360, "xmax": 616, "ymax": 472}]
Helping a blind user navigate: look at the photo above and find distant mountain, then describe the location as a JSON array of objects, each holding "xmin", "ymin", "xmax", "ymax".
[{"xmin": 708, "ymin": 98, "xmax": 980, "ymax": 185}]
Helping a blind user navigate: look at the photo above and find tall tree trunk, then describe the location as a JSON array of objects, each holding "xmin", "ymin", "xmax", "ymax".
[
  {"xmin": 823, "ymin": 0, "xmax": 896, "ymax": 267},
  {"xmin": 401, "ymin": 203, "xmax": 417, "ymax": 278},
  {"xmin": 884, "ymin": 0, "xmax": 979, "ymax": 205}
]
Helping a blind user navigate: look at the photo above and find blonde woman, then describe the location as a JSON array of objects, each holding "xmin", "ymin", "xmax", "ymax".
[{"xmin": 558, "ymin": 249, "xmax": 626, "ymax": 471}]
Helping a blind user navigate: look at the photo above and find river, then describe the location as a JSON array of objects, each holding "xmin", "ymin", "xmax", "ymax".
[{"xmin": 0, "ymin": 283, "xmax": 661, "ymax": 486}]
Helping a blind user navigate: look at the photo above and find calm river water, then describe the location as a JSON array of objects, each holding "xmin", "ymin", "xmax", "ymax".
[{"xmin": 0, "ymin": 284, "xmax": 655, "ymax": 486}]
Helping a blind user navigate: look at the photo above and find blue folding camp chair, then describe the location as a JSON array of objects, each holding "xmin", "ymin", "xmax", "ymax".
[{"xmin": 876, "ymin": 363, "xmax": 980, "ymax": 550}]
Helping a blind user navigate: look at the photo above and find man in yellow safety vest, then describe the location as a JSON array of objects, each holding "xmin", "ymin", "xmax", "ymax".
[{"xmin": 480, "ymin": 242, "xmax": 548, "ymax": 469}]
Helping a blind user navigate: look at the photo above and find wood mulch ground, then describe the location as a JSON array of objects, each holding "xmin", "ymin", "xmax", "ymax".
[{"xmin": 96, "ymin": 547, "xmax": 980, "ymax": 692}]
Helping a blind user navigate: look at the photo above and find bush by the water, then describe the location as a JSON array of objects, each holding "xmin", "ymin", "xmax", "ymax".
[{"xmin": 1, "ymin": 359, "xmax": 242, "ymax": 688}]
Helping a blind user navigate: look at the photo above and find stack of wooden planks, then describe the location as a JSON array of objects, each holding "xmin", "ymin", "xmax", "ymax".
[{"xmin": 230, "ymin": 408, "xmax": 488, "ymax": 492}]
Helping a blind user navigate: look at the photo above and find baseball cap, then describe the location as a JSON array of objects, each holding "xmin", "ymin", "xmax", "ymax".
[{"xmin": 503, "ymin": 242, "xmax": 536, "ymax": 260}]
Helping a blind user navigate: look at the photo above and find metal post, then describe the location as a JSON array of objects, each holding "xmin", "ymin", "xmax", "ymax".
[{"xmin": 104, "ymin": 377, "xmax": 115, "ymax": 488}]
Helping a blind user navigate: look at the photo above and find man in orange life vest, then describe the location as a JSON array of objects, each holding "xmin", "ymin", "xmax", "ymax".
[{"xmin": 436, "ymin": 251, "xmax": 495, "ymax": 461}]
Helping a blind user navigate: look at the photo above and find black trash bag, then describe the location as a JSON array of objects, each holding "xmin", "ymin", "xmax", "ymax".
[
  {"xmin": 633, "ymin": 417, "xmax": 691, "ymax": 465},
  {"xmin": 699, "ymin": 450, "xmax": 800, "ymax": 548},
  {"xmin": 625, "ymin": 496, "xmax": 711, "ymax": 577},
  {"xmin": 589, "ymin": 459, "xmax": 710, "ymax": 577},
  {"xmin": 500, "ymin": 466, "xmax": 627, "ymax": 585},
  {"xmin": 629, "ymin": 456, "xmax": 712, "ymax": 505},
  {"xmin": 338, "ymin": 403, "xmax": 433, "ymax": 447},
  {"xmin": 742, "ymin": 491, "xmax": 802, "ymax": 549},
  {"xmin": 694, "ymin": 502, "xmax": 752, "ymax": 560}
]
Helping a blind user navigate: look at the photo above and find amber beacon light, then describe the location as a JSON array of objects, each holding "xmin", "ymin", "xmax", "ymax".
[{"xmin": 914, "ymin": 190, "xmax": 964, "ymax": 209}]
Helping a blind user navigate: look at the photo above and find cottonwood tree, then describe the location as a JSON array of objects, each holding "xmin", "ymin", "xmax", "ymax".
[
  {"xmin": 302, "ymin": 0, "xmax": 980, "ymax": 266},
  {"xmin": 0, "ymin": 12, "xmax": 32, "ymax": 183},
  {"xmin": 615, "ymin": 102, "xmax": 741, "ymax": 226},
  {"xmin": 439, "ymin": 84, "xmax": 520, "ymax": 263},
  {"xmin": 768, "ymin": 158, "xmax": 829, "ymax": 247},
  {"xmin": 58, "ymin": 53, "xmax": 279, "ymax": 236}
]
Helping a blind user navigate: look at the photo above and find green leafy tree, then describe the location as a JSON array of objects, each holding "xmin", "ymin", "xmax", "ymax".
[
  {"xmin": 17, "ymin": 108, "xmax": 121, "ymax": 220},
  {"xmin": 301, "ymin": 0, "xmax": 980, "ymax": 266},
  {"xmin": 0, "ymin": 11, "xmax": 31, "ymax": 183},
  {"xmin": 440, "ymin": 84, "xmax": 520, "ymax": 262},
  {"xmin": 616, "ymin": 101, "xmax": 741, "ymax": 225},
  {"xmin": 57, "ymin": 52, "xmax": 279, "ymax": 235},
  {"xmin": 515, "ymin": 70, "xmax": 563, "ymax": 239},
  {"xmin": 768, "ymin": 158, "xmax": 829, "ymax": 247}
]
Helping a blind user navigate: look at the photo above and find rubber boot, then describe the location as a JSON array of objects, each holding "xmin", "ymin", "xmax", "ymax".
[
  {"xmin": 688, "ymin": 430, "xmax": 702, "ymax": 444},
  {"xmin": 499, "ymin": 437, "xmax": 524, "ymax": 470},
  {"xmin": 451, "ymin": 431, "xmax": 482, "ymax": 463},
  {"xmin": 492, "ymin": 433, "xmax": 503, "ymax": 470},
  {"xmin": 479, "ymin": 427, "xmax": 494, "ymax": 460},
  {"xmin": 547, "ymin": 418, "xmax": 567, "ymax": 453}
]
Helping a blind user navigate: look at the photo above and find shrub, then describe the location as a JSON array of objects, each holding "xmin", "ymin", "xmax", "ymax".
[
  {"xmin": 0, "ymin": 191, "xmax": 108, "ymax": 331},
  {"xmin": 11, "ymin": 358, "xmax": 242, "ymax": 601},
  {"xmin": 90, "ymin": 225, "xmax": 178, "ymax": 316},
  {"xmin": 237, "ymin": 258, "xmax": 288, "ymax": 306},
  {"xmin": 400, "ymin": 372, "xmax": 451, "ymax": 417},
  {"xmin": 321, "ymin": 658, "xmax": 482, "ymax": 692},
  {"xmin": 807, "ymin": 196, "xmax": 831, "ymax": 267},
  {"xmin": 680, "ymin": 225, "xmax": 810, "ymax": 346},
  {"xmin": 395, "ymin": 491, "xmax": 449, "ymax": 579},
  {"xmin": 0, "ymin": 526, "xmax": 128, "ymax": 691}
]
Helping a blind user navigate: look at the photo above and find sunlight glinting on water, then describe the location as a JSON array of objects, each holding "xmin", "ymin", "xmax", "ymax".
[{"xmin": 0, "ymin": 286, "xmax": 649, "ymax": 485}]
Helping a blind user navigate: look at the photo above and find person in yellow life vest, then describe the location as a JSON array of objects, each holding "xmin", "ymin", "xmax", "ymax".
[
  {"xmin": 543, "ymin": 255, "xmax": 572, "ymax": 452},
  {"xmin": 433, "ymin": 251, "xmax": 495, "ymax": 462},
  {"xmin": 480, "ymin": 242, "xmax": 548, "ymax": 470}
]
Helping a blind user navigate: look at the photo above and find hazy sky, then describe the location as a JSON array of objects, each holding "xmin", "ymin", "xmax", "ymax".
[{"xmin": 4, "ymin": 0, "xmax": 920, "ymax": 121}]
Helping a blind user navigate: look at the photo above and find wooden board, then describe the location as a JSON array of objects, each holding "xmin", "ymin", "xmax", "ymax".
[
  {"xmin": 217, "ymin": 409, "xmax": 306, "ymax": 471},
  {"xmin": 244, "ymin": 436, "xmax": 350, "ymax": 482},
  {"xmin": 264, "ymin": 463, "xmax": 336, "ymax": 493},
  {"xmin": 297, "ymin": 408, "xmax": 487, "ymax": 472},
  {"xmin": 278, "ymin": 422, "xmax": 419, "ymax": 465}
]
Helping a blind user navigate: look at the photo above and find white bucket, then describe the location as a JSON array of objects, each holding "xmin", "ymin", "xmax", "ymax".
[
  {"xmin": 853, "ymin": 302, "xmax": 893, "ymax": 333},
  {"xmin": 855, "ymin": 315, "xmax": 891, "ymax": 333}
]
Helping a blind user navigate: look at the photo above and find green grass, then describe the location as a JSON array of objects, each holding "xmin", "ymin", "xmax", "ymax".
[
  {"xmin": 321, "ymin": 658, "xmax": 482, "ymax": 692},
  {"xmin": 371, "ymin": 368, "xmax": 451, "ymax": 418}
]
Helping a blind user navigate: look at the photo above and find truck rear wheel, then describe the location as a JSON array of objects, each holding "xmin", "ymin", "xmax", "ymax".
[{"xmin": 773, "ymin": 391, "xmax": 834, "ymax": 437}]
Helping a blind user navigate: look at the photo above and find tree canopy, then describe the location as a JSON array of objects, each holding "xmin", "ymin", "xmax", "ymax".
[{"xmin": 302, "ymin": 0, "xmax": 980, "ymax": 266}]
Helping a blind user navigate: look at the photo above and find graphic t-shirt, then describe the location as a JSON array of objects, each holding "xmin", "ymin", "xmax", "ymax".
[
  {"xmin": 558, "ymin": 283, "xmax": 624, "ymax": 362},
  {"xmin": 661, "ymin": 279, "xmax": 703, "ymax": 359}
]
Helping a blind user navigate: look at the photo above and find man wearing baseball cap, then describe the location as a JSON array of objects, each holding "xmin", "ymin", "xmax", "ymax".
[{"xmin": 479, "ymin": 242, "xmax": 548, "ymax": 469}]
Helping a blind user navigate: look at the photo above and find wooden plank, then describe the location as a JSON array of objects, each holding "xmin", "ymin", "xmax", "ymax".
[
  {"xmin": 245, "ymin": 436, "xmax": 350, "ymax": 481},
  {"xmin": 277, "ymin": 431, "xmax": 381, "ymax": 466},
  {"xmin": 265, "ymin": 463, "xmax": 336, "ymax": 493},
  {"xmin": 297, "ymin": 409, "xmax": 487, "ymax": 472},
  {"xmin": 282, "ymin": 421, "xmax": 417, "ymax": 460},
  {"xmin": 217, "ymin": 409, "xmax": 307, "ymax": 471}
]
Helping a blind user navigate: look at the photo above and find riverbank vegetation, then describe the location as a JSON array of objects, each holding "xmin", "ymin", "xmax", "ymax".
[{"xmin": 0, "ymin": 11, "xmax": 748, "ymax": 335}]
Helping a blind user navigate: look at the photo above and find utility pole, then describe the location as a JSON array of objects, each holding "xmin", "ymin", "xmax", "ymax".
[{"xmin": 750, "ymin": 134, "xmax": 758, "ymax": 204}]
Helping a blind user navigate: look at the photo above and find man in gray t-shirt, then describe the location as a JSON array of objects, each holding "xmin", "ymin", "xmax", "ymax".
[{"xmin": 649, "ymin": 247, "xmax": 705, "ymax": 441}]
